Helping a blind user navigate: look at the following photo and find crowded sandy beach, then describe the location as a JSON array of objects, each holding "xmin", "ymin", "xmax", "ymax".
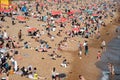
[{"xmin": 0, "ymin": 0, "xmax": 120, "ymax": 80}]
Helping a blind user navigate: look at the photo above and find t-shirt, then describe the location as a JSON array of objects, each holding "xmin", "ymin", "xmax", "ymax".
[{"xmin": 52, "ymin": 71, "xmax": 56, "ymax": 77}]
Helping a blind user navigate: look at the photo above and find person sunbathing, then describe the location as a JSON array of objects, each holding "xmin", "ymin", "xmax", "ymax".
[
  {"xmin": 48, "ymin": 51, "xmax": 61, "ymax": 60},
  {"xmin": 61, "ymin": 59, "xmax": 69, "ymax": 68}
]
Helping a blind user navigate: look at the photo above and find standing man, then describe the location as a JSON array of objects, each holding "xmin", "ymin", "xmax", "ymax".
[
  {"xmin": 78, "ymin": 41, "xmax": 82, "ymax": 59},
  {"xmin": 18, "ymin": 29, "xmax": 22, "ymax": 41},
  {"xmin": 11, "ymin": 16, "xmax": 15, "ymax": 25},
  {"xmin": 101, "ymin": 40, "xmax": 106, "ymax": 52},
  {"xmin": 108, "ymin": 63, "xmax": 115, "ymax": 78},
  {"xmin": 83, "ymin": 40, "xmax": 89, "ymax": 55},
  {"xmin": 36, "ymin": 2, "xmax": 39, "ymax": 12}
]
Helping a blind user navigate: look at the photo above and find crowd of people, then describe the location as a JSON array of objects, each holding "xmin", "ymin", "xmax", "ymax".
[{"xmin": 0, "ymin": 0, "xmax": 119, "ymax": 80}]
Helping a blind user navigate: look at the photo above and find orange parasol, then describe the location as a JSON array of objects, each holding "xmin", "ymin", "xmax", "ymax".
[
  {"xmin": 51, "ymin": 11, "xmax": 62, "ymax": 15},
  {"xmin": 17, "ymin": 16, "xmax": 26, "ymax": 21},
  {"xmin": 27, "ymin": 27, "xmax": 37, "ymax": 32},
  {"xmin": 56, "ymin": 17, "xmax": 67, "ymax": 23},
  {"xmin": 72, "ymin": 27, "xmax": 80, "ymax": 32},
  {"xmin": 92, "ymin": 13, "xmax": 98, "ymax": 16}
]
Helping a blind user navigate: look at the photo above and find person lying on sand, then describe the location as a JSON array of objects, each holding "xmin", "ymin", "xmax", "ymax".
[
  {"xmin": 48, "ymin": 51, "xmax": 62, "ymax": 60},
  {"xmin": 61, "ymin": 59, "xmax": 69, "ymax": 68}
]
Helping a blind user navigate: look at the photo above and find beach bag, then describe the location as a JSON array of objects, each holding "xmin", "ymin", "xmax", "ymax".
[{"xmin": 34, "ymin": 73, "xmax": 38, "ymax": 80}]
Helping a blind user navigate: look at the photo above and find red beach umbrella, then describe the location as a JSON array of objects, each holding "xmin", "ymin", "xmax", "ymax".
[
  {"xmin": 72, "ymin": 27, "xmax": 79, "ymax": 32},
  {"xmin": 17, "ymin": 16, "xmax": 26, "ymax": 21},
  {"xmin": 51, "ymin": 11, "xmax": 62, "ymax": 15},
  {"xmin": 27, "ymin": 27, "xmax": 37, "ymax": 32}
]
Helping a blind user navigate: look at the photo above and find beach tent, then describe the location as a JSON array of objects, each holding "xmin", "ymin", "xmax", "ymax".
[{"xmin": 0, "ymin": 0, "xmax": 11, "ymax": 8}]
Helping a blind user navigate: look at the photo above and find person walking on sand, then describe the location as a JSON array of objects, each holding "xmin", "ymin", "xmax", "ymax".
[
  {"xmin": 78, "ymin": 41, "xmax": 82, "ymax": 59},
  {"xmin": 52, "ymin": 67, "xmax": 57, "ymax": 80},
  {"xmin": 51, "ymin": 67, "xmax": 59, "ymax": 80},
  {"xmin": 18, "ymin": 29, "xmax": 22, "ymax": 41},
  {"xmin": 101, "ymin": 40, "xmax": 106, "ymax": 52},
  {"xmin": 83, "ymin": 41, "xmax": 89, "ymax": 55},
  {"xmin": 3, "ymin": 30, "xmax": 8, "ymax": 40},
  {"xmin": 108, "ymin": 63, "xmax": 115, "ymax": 76},
  {"xmin": 97, "ymin": 51, "xmax": 101, "ymax": 60}
]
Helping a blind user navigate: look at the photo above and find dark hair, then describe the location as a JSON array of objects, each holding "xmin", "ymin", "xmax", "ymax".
[
  {"xmin": 34, "ymin": 67, "xmax": 37, "ymax": 70},
  {"xmin": 53, "ymin": 67, "xmax": 55, "ymax": 72}
]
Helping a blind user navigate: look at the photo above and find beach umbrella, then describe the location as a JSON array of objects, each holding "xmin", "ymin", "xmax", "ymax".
[
  {"xmin": 3, "ymin": 9, "xmax": 11, "ymax": 13},
  {"xmin": 17, "ymin": 16, "xmax": 26, "ymax": 22},
  {"xmin": 60, "ymin": 18, "xmax": 67, "ymax": 22},
  {"xmin": 67, "ymin": 11, "xmax": 74, "ymax": 15},
  {"xmin": 27, "ymin": 27, "xmax": 37, "ymax": 32},
  {"xmin": 10, "ymin": 4, "xmax": 18, "ymax": 10},
  {"xmin": 72, "ymin": 27, "xmax": 79, "ymax": 32},
  {"xmin": 56, "ymin": 17, "xmax": 67, "ymax": 23},
  {"xmin": 0, "ymin": 8, "xmax": 4, "ymax": 12},
  {"xmin": 51, "ymin": 11, "xmax": 62, "ymax": 16},
  {"xmin": 67, "ymin": 10, "xmax": 79, "ymax": 15},
  {"xmin": 69, "ymin": 16, "xmax": 74, "ymax": 19},
  {"xmin": 92, "ymin": 13, "xmax": 98, "ymax": 16}
]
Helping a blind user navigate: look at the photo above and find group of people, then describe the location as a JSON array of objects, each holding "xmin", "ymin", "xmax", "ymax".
[{"xmin": 0, "ymin": 0, "xmax": 119, "ymax": 80}]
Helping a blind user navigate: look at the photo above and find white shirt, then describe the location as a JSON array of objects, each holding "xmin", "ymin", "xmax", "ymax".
[
  {"xmin": 83, "ymin": 42, "xmax": 87, "ymax": 46},
  {"xmin": 102, "ymin": 41, "xmax": 106, "ymax": 46},
  {"xmin": 52, "ymin": 28, "xmax": 56, "ymax": 32},
  {"xmin": 3, "ymin": 32, "xmax": 8, "ymax": 39}
]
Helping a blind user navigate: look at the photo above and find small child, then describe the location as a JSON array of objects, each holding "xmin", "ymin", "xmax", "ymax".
[{"xmin": 97, "ymin": 51, "xmax": 101, "ymax": 60}]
